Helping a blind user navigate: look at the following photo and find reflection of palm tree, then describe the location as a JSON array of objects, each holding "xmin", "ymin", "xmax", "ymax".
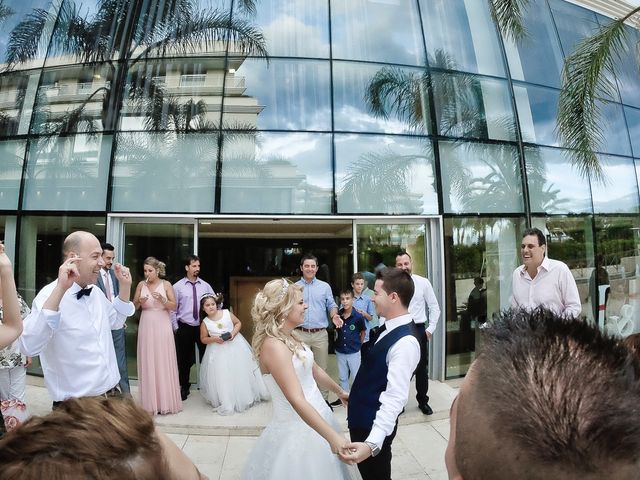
[
  {"xmin": 360, "ymin": 48, "xmax": 568, "ymax": 214},
  {"xmin": 490, "ymin": 0, "xmax": 640, "ymax": 182},
  {"xmin": 0, "ymin": 0, "xmax": 14, "ymax": 24},
  {"xmin": 338, "ymin": 148, "xmax": 430, "ymax": 213},
  {"xmin": 5, "ymin": 0, "xmax": 268, "ymax": 133}
]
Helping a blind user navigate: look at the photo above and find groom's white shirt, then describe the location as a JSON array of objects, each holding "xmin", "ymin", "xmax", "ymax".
[{"xmin": 367, "ymin": 313, "xmax": 420, "ymax": 449}]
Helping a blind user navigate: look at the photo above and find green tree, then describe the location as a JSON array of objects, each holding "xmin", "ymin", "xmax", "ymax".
[{"xmin": 489, "ymin": 0, "xmax": 640, "ymax": 182}]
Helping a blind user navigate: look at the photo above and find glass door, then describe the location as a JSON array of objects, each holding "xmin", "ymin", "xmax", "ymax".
[
  {"xmin": 354, "ymin": 218, "xmax": 444, "ymax": 380},
  {"xmin": 111, "ymin": 218, "xmax": 195, "ymax": 380}
]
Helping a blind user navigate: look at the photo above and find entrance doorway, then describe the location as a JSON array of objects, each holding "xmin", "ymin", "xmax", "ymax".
[{"xmin": 107, "ymin": 216, "xmax": 443, "ymax": 381}]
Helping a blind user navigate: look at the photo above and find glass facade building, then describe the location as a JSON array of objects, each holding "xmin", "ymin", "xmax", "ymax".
[{"xmin": 1, "ymin": 0, "xmax": 639, "ymax": 379}]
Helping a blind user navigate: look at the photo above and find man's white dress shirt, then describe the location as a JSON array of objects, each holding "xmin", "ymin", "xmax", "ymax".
[
  {"xmin": 19, "ymin": 281, "xmax": 135, "ymax": 401},
  {"xmin": 511, "ymin": 257, "xmax": 582, "ymax": 318},
  {"xmin": 408, "ymin": 274, "xmax": 441, "ymax": 334},
  {"xmin": 366, "ymin": 313, "xmax": 420, "ymax": 449}
]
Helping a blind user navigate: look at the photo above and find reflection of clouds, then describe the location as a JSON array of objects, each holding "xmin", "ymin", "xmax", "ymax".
[
  {"xmin": 599, "ymin": 103, "xmax": 631, "ymax": 156},
  {"xmin": 526, "ymin": 147, "xmax": 590, "ymax": 214},
  {"xmin": 336, "ymin": 105, "xmax": 408, "ymax": 133},
  {"xmin": 591, "ymin": 155, "xmax": 639, "ymax": 213},
  {"xmin": 235, "ymin": 59, "xmax": 331, "ymax": 130},
  {"xmin": 421, "ymin": 0, "xmax": 504, "ymax": 76},
  {"xmin": 330, "ymin": 0, "xmax": 423, "ymax": 65},
  {"xmin": 334, "ymin": 133, "xmax": 437, "ymax": 214},
  {"xmin": 256, "ymin": 132, "xmax": 333, "ymax": 189},
  {"xmin": 333, "ymin": 62, "xmax": 426, "ymax": 134},
  {"xmin": 257, "ymin": 9, "xmax": 329, "ymax": 58}
]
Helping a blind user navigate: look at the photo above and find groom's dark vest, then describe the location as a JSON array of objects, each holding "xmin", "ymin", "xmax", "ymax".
[{"xmin": 348, "ymin": 321, "xmax": 421, "ymax": 431}]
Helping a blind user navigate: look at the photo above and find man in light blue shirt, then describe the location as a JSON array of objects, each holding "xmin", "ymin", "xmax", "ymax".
[{"xmin": 295, "ymin": 253, "xmax": 340, "ymax": 401}]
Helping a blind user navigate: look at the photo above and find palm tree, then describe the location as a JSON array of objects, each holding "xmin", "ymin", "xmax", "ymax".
[{"xmin": 489, "ymin": 0, "xmax": 640, "ymax": 182}]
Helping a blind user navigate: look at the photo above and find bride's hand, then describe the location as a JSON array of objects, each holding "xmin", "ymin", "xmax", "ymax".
[{"xmin": 329, "ymin": 433, "xmax": 348, "ymax": 456}]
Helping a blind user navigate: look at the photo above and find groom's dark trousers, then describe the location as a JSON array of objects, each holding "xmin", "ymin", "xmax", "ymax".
[{"xmin": 349, "ymin": 425, "xmax": 398, "ymax": 480}]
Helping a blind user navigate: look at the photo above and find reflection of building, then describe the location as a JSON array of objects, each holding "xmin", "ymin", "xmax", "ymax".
[{"xmin": 1, "ymin": 0, "xmax": 640, "ymax": 381}]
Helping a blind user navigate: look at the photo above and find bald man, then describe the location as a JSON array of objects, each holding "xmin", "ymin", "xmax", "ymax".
[{"xmin": 19, "ymin": 231, "xmax": 135, "ymax": 404}]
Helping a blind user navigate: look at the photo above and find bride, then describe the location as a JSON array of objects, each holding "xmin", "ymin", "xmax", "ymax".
[{"xmin": 242, "ymin": 278, "xmax": 358, "ymax": 479}]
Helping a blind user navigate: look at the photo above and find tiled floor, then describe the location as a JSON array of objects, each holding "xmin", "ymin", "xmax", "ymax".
[
  {"xmin": 25, "ymin": 374, "xmax": 457, "ymax": 480},
  {"xmin": 165, "ymin": 419, "xmax": 451, "ymax": 480}
]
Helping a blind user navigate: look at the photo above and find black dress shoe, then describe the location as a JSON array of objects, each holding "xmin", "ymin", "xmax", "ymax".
[
  {"xmin": 329, "ymin": 399, "xmax": 343, "ymax": 407},
  {"xmin": 418, "ymin": 403, "xmax": 433, "ymax": 415}
]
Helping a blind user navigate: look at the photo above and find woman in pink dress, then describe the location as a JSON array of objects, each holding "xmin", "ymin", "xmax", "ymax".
[{"xmin": 133, "ymin": 257, "xmax": 182, "ymax": 415}]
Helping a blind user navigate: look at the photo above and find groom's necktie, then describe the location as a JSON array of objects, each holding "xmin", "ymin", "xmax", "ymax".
[{"xmin": 369, "ymin": 323, "xmax": 387, "ymax": 344}]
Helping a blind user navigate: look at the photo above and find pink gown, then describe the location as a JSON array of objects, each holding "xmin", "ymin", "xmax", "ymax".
[{"xmin": 137, "ymin": 282, "xmax": 182, "ymax": 414}]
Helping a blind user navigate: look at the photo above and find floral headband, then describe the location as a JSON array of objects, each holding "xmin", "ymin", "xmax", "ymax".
[{"xmin": 277, "ymin": 278, "xmax": 289, "ymax": 300}]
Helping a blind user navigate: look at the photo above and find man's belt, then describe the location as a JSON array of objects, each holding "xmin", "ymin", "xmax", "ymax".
[{"xmin": 296, "ymin": 326, "xmax": 325, "ymax": 333}]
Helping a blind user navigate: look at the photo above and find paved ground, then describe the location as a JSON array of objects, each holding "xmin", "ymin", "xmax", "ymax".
[{"xmin": 25, "ymin": 375, "xmax": 458, "ymax": 479}]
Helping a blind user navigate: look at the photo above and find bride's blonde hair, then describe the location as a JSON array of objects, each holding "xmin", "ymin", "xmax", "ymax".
[{"xmin": 251, "ymin": 278, "xmax": 303, "ymax": 357}]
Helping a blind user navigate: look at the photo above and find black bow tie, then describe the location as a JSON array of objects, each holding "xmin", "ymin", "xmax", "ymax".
[
  {"xmin": 76, "ymin": 287, "xmax": 93, "ymax": 299},
  {"xmin": 369, "ymin": 323, "xmax": 387, "ymax": 343}
]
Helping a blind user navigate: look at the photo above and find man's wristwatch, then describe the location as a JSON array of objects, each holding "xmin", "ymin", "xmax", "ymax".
[{"xmin": 364, "ymin": 441, "xmax": 380, "ymax": 457}]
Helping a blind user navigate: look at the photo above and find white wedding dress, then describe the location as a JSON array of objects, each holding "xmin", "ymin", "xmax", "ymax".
[{"xmin": 242, "ymin": 346, "xmax": 359, "ymax": 480}]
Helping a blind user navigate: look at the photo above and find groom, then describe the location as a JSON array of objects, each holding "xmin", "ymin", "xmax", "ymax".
[{"xmin": 342, "ymin": 267, "xmax": 421, "ymax": 479}]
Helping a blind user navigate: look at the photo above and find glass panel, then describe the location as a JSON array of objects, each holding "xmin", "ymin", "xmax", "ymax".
[
  {"xmin": 598, "ymin": 102, "xmax": 631, "ymax": 156},
  {"xmin": 548, "ymin": 0, "xmax": 599, "ymax": 58},
  {"xmin": 594, "ymin": 215, "xmax": 640, "ymax": 338},
  {"xmin": 252, "ymin": 0, "xmax": 329, "ymax": 58},
  {"xmin": 531, "ymin": 216, "xmax": 594, "ymax": 321},
  {"xmin": 22, "ymin": 133, "xmax": 111, "ymax": 210},
  {"xmin": 625, "ymin": 106, "xmax": 640, "ymax": 157},
  {"xmin": 548, "ymin": 0, "xmax": 619, "ymax": 101},
  {"xmin": 513, "ymin": 83, "xmax": 559, "ymax": 146},
  {"xmin": 133, "ymin": 0, "xmax": 230, "ymax": 62},
  {"xmin": 122, "ymin": 222, "xmax": 194, "ymax": 380},
  {"xmin": 0, "ymin": 139, "xmax": 25, "ymax": 209},
  {"xmin": 43, "ymin": 0, "xmax": 129, "ymax": 67},
  {"xmin": 0, "ymin": 0, "xmax": 59, "ymax": 70},
  {"xmin": 502, "ymin": 0, "xmax": 563, "ymax": 88},
  {"xmin": 591, "ymin": 155, "xmax": 639, "ymax": 214},
  {"xmin": 420, "ymin": 0, "xmax": 504, "ymax": 77},
  {"xmin": 119, "ymin": 59, "xmax": 224, "ymax": 131},
  {"xmin": 0, "ymin": 71, "xmax": 40, "ymax": 137},
  {"xmin": 222, "ymin": 58, "xmax": 330, "ymax": 131},
  {"xmin": 525, "ymin": 146, "xmax": 592, "ymax": 215},
  {"xmin": 333, "ymin": 62, "xmax": 430, "ymax": 135},
  {"xmin": 219, "ymin": 131, "xmax": 332, "ymax": 214},
  {"xmin": 444, "ymin": 217, "xmax": 525, "ymax": 378},
  {"xmin": 439, "ymin": 140, "xmax": 523, "ymax": 214},
  {"xmin": 356, "ymin": 222, "xmax": 427, "ymax": 285},
  {"xmin": 31, "ymin": 64, "xmax": 116, "ymax": 134},
  {"xmin": 111, "ymin": 132, "xmax": 218, "ymax": 212},
  {"xmin": 614, "ymin": 27, "xmax": 640, "ymax": 108},
  {"xmin": 432, "ymin": 72, "xmax": 516, "ymax": 141},
  {"xmin": 18, "ymin": 215, "xmax": 105, "ymax": 303},
  {"xmin": 330, "ymin": 0, "xmax": 424, "ymax": 65},
  {"xmin": 335, "ymin": 134, "xmax": 437, "ymax": 214}
]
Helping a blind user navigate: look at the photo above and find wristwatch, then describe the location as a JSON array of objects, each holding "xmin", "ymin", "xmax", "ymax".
[{"xmin": 364, "ymin": 441, "xmax": 380, "ymax": 457}]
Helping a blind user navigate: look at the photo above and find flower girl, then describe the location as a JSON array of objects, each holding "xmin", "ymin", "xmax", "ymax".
[{"xmin": 199, "ymin": 293, "xmax": 268, "ymax": 415}]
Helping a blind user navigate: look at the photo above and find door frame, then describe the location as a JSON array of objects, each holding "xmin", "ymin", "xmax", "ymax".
[{"xmin": 107, "ymin": 214, "xmax": 445, "ymax": 381}]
